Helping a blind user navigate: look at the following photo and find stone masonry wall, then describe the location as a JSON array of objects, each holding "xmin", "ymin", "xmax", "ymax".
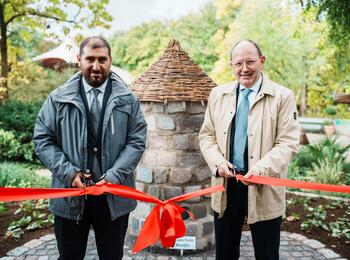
[{"xmin": 128, "ymin": 101, "xmax": 214, "ymax": 252}]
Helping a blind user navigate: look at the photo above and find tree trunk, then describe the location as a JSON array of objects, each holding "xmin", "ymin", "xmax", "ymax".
[
  {"xmin": 0, "ymin": 4, "xmax": 9, "ymax": 102},
  {"xmin": 299, "ymin": 83, "xmax": 307, "ymax": 116}
]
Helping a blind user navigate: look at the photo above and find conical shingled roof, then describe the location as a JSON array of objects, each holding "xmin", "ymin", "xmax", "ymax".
[{"xmin": 132, "ymin": 39, "xmax": 216, "ymax": 102}]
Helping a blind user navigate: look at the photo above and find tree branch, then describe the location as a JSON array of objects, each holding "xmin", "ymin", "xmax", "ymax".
[{"xmin": 5, "ymin": 9, "xmax": 80, "ymax": 26}]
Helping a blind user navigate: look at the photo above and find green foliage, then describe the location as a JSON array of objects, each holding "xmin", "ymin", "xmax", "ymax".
[
  {"xmin": 0, "ymin": 100, "xmax": 41, "ymax": 142},
  {"xmin": 0, "ymin": 99, "xmax": 42, "ymax": 161},
  {"xmin": 6, "ymin": 200, "xmax": 54, "ymax": 239},
  {"xmin": 303, "ymin": 0, "xmax": 350, "ymax": 47},
  {"xmin": 306, "ymin": 157, "xmax": 345, "ymax": 185},
  {"xmin": 289, "ymin": 137, "xmax": 350, "ymax": 181},
  {"xmin": 8, "ymin": 64, "xmax": 76, "ymax": 102},
  {"xmin": 0, "ymin": 161, "xmax": 50, "ymax": 188},
  {"xmin": 0, "ymin": 202, "xmax": 7, "ymax": 215}
]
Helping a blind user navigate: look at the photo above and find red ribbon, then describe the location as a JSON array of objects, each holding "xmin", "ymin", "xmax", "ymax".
[
  {"xmin": 1, "ymin": 175, "xmax": 349, "ymax": 252},
  {"xmin": 0, "ymin": 183, "xmax": 224, "ymax": 253},
  {"xmin": 236, "ymin": 175, "xmax": 350, "ymax": 194}
]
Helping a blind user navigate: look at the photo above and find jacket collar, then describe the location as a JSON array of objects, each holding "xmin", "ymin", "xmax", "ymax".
[
  {"xmin": 223, "ymin": 73, "xmax": 275, "ymax": 96},
  {"xmin": 53, "ymin": 71, "xmax": 131, "ymax": 102}
]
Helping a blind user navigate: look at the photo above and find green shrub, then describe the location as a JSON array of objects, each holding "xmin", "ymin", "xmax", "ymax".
[
  {"xmin": 306, "ymin": 157, "xmax": 345, "ymax": 185},
  {"xmin": 0, "ymin": 100, "xmax": 42, "ymax": 143},
  {"xmin": 0, "ymin": 161, "xmax": 49, "ymax": 188},
  {"xmin": 288, "ymin": 137, "xmax": 350, "ymax": 182}
]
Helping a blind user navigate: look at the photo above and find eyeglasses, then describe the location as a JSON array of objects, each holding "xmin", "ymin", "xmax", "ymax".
[{"xmin": 231, "ymin": 59, "xmax": 258, "ymax": 69}]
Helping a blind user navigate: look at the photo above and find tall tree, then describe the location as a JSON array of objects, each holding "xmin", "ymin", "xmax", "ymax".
[
  {"xmin": 0, "ymin": 0, "xmax": 112, "ymax": 101},
  {"xmin": 300, "ymin": 0, "xmax": 350, "ymax": 47}
]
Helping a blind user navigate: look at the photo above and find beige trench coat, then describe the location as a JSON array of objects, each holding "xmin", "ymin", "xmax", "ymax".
[{"xmin": 198, "ymin": 75, "xmax": 300, "ymax": 224}]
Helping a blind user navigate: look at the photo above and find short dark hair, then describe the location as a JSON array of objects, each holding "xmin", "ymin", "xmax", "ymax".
[
  {"xmin": 79, "ymin": 36, "xmax": 111, "ymax": 56},
  {"xmin": 230, "ymin": 39, "xmax": 263, "ymax": 60}
]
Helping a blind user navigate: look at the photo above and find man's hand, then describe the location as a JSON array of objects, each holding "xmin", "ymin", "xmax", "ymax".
[
  {"xmin": 241, "ymin": 171, "xmax": 258, "ymax": 185},
  {"xmin": 71, "ymin": 172, "xmax": 91, "ymax": 188},
  {"xmin": 217, "ymin": 161, "xmax": 235, "ymax": 178}
]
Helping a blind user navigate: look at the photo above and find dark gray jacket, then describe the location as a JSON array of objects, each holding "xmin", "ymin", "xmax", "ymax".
[{"xmin": 33, "ymin": 72, "xmax": 147, "ymax": 221}]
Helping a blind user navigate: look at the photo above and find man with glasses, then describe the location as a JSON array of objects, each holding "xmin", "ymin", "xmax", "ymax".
[{"xmin": 198, "ymin": 40, "xmax": 299, "ymax": 259}]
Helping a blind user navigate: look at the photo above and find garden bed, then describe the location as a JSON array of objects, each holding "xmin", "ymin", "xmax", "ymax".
[{"xmin": 0, "ymin": 193, "xmax": 349, "ymax": 258}]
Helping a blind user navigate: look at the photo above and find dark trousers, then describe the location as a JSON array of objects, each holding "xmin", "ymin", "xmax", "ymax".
[
  {"xmin": 214, "ymin": 177, "xmax": 282, "ymax": 260},
  {"xmin": 54, "ymin": 195, "xmax": 129, "ymax": 260}
]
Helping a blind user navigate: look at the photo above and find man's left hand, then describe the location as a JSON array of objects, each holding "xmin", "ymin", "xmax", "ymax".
[{"xmin": 241, "ymin": 171, "xmax": 258, "ymax": 186}]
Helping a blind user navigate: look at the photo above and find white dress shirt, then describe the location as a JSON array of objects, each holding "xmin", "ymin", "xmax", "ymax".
[
  {"xmin": 237, "ymin": 74, "xmax": 262, "ymax": 109},
  {"xmin": 82, "ymin": 77, "xmax": 108, "ymax": 109}
]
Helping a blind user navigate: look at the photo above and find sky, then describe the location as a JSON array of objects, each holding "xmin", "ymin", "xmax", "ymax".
[{"xmin": 98, "ymin": 0, "xmax": 212, "ymax": 35}]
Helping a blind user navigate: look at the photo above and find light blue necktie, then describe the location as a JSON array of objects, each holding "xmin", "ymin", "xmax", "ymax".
[{"xmin": 232, "ymin": 88, "xmax": 252, "ymax": 171}]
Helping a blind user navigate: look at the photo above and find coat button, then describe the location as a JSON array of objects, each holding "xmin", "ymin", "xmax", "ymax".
[
  {"xmin": 93, "ymin": 147, "xmax": 98, "ymax": 152},
  {"xmin": 250, "ymin": 133, "xmax": 253, "ymax": 137},
  {"xmin": 250, "ymin": 156, "xmax": 254, "ymax": 159},
  {"xmin": 86, "ymin": 169, "xmax": 90, "ymax": 174},
  {"xmin": 224, "ymin": 132, "xmax": 227, "ymax": 135},
  {"xmin": 249, "ymin": 112, "xmax": 253, "ymax": 116}
]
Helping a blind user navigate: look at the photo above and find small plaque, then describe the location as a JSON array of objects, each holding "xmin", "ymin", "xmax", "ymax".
[{"xmin": 171, "ymin": 236, "xmax": 196, "ymax": 250}]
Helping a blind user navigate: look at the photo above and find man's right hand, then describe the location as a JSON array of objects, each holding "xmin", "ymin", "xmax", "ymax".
[
  {"xmin": 217, "ymin": 161, "xmax": 235, "ymax": 178},
  {"xmin": 71, "ymin": 172, "xmax": 92, "ymax": 188}
]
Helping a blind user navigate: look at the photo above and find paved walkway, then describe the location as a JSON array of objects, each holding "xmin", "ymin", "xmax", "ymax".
[{"xmin": 1, "ymin": 231, "xmax": 346, "ymax": 260}]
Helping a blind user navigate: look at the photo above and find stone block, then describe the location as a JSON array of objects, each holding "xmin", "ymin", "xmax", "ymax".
[
  {"xmin": 148, "ymin": 185, "xmax": 160, "ymax": 198},
  {"xmin": 148, "ymin": 135, "xmax": 168, "ymax": 149},
  {"xmin": 202, "ymin": 218, "xmax": 214, "ymax": 236},
  {"xmin": 140, "ymin": 102, "xmax": 151, "ymax": 113},
  {"xmin": 151, "ymin": 102, "xmax": 165, "ymax": 113},
  {"xmin": 196, "ymin": 237, "xmax": 209, "ymax": 250},
  {"xmin": 185, "ymin": 222, "xmax": 202, "ymax": 237},
  {"xmin": 163, "ymin": 186, "xmax": 182, "ymax": 200},
  {"xmin": 157, "ymin": 116, "xmax": 176, "ymax": 130},
  {"xmin": 192, "ymin": 203, "xmax": 208, "ymax": 219},
  {"xmin": 135, "ymin": 202, "xmax": 152, "ymax": 218},
  {"xmin": 130, "ymin": 216, "xmax": 144, "ymax": 235},
  {"xmin": 158, "ymin": 151, "xmax": 178, "ymax": 167},
  {"xmin": 176, "ymin": 115, "xmax": 203, "ymax": 133},
  {"xmin": 179, "ymin": 152, "xmax": 201, "ymax": 167},
  {"xmin": 145, "ymin": 115, "xmax": 156, "ymax": 131},
  {"xmin": 188, "ymin": 134, "xmax": 200, "ymax": 150},
  {"xmin": 136, "ymin": 165, "xmax": 153, "ymax": 183},
  {"xmin": 170, "ymin": 168, "xmax": 192, "ymax": 184},
  {"xmin": 194, "ymin": 167, "xmax": 211, "ymax": 182},
  {"xmin": 166, "ymin": 102, "xmax": 187, "ymax": 113},
  {"xmin": 188, "ymin": 102, "xmax": 206, "ymax": 114},
  {"xmin": 142, "ymin": 150, "xmax": 157, "ymax": 166},
  {"xmin": 171, "ymin": 134, "xmax": 189, "ymax": 150},
  {"xmin": 184, "ymin": 185, "xmax": 202, "ymax": 202},
  {"xmin": 135, "ymin": 182, "xmax": 146, "ymax": 192},
  {"xmin": 154, "ymin": 168, "xmax": 169, "ymax": 184}
]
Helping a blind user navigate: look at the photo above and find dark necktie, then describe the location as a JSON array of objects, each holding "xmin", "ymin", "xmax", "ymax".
[
  {"xmin": 90, "ymin": 88, "xmax": 101, "ymax": 135},
  {"xmin": 89, "ymin": 88, "xmax": 102, "ymax": 179},
  {"xmin": 233, "ymin": 88, "xmax": 253, "ymax": 171}
]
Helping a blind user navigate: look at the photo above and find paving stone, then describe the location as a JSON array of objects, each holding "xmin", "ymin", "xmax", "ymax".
[
  {"xmin": 318, "ymin": 248, "xmax": 340, "ymax": 258},
  {"xmin": 23, "ymin": 239, "xmax": 43, "ymax": 249},
  {"xmin": 303, "ymin": 239, "xmax": 325, "ymax": 249},
  {"xmin": 7, "ymin": 246, "xmax": 29, "ymax": 257},
  {"xmin": 7, "ymin": 231, "xmax": 345, "ymax": 259},
  {"xmin": 39, "ymin": 234, "xmax": 55, "ymax": 242},
  {"xmin": 289, "ymin": 233, "xmax": 307, "ymax": 241}
]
